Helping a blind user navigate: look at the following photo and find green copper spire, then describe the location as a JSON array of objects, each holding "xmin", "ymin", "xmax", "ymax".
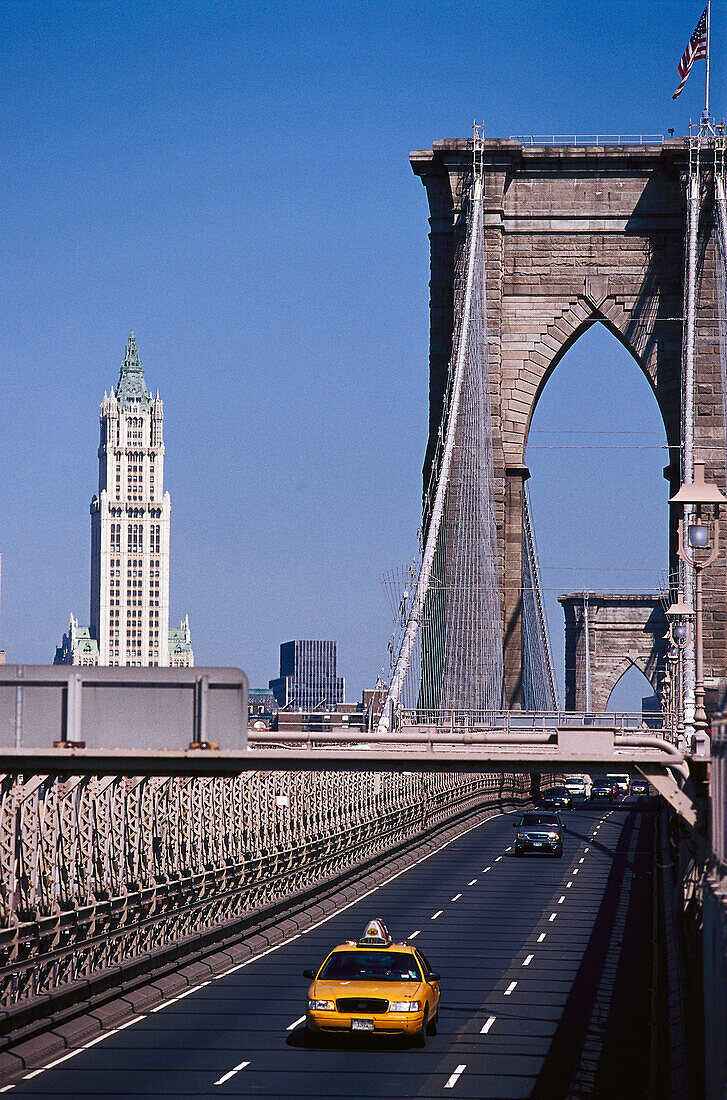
[{"xmin": 115, "ymin": 331, "xmax": 151, "ymax": 409}]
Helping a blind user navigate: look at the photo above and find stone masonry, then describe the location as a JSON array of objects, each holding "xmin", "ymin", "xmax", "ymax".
[
  {"xmin": 410, "ymin": 139, "xmax": 726, "ymax": 707},
  {"xmin": 558, "ymin": 592, "xmax": 668, "ymax": 713}
]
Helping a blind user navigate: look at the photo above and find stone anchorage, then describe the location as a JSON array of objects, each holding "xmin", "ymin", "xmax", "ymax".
[{"xmin": 410, "ymin": 138, "xmax": 726, "ymax": 708}]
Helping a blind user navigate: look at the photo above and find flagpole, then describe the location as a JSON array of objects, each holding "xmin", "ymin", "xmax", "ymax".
[{"xmin": 705, "ymin": 0, "xmax": 711, "ymax": 117}]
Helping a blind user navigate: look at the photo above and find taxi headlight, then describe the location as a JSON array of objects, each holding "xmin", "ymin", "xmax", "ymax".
[
  {"xmin": 389, "ymin": 1000, "xmax": 422, "ymax": 1012},
  {"xmin": 548, "ymin": 832, "xmax": 559, "ymax": 839},
  {"xmin": 308, "ymin": 999, "xmax": 334, "ymax": 1011}
]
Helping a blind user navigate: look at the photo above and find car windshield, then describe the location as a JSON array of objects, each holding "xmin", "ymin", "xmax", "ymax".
[
  {"xmin": 319, "ymin": 950, "xmax": 422, "ymax": 982},
  {"xmin": 519, "ymin": 814, "xmax": 559, "ymax": 826}
]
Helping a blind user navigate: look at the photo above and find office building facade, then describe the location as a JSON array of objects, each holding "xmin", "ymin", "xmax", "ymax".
[
  {"xmin": 55, "ymin": 333, "xmax": 193, "ymax": 667},
  {"xmin": 269, "ymin": 640, "xmax": 344, "ymax": 711}
]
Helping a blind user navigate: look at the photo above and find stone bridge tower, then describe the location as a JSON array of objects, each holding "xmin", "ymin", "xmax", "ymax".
[{"xmin": 411, "ymin": 138, "xmax": 726, "ymax": 707}]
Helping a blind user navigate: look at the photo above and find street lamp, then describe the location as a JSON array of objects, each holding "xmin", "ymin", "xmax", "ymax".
[
  {"xmin": 664, "ymin": 596, "xmax": 694, "ymax": 750},
  {"xmin": 669, "ymin": 460, "xmax": 726, "ymax": 750}
]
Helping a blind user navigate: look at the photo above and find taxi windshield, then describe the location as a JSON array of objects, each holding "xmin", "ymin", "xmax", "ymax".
[{"xmin": 319, "ymin": 950, "xmax": 422, "ymax": 982}]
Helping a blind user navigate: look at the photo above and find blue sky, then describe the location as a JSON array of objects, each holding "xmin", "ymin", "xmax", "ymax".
[{"xmin": 0, "ymin": 1, "xmax": 721, "ymax": 702}]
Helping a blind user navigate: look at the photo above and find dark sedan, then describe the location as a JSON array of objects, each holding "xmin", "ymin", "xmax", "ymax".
[
  {"xmin": 590, "ymin": 778, "xmax": 615, "ymax": 801},
  {"xmin": 539, "ymin": 786, "xmax": 573, "ymax": 810},
  {"xmin": 630, "ymin": 777, "xmax": 650, "ymax": 796},
  {"xmin": 513, "ymin": 812, "xmax": 564, "ymax": 857}
]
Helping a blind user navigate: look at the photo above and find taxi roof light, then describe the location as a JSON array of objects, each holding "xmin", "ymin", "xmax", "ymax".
[{"xmin": 357, "ymin": 918, "xmax": 393, "ymax": 947}]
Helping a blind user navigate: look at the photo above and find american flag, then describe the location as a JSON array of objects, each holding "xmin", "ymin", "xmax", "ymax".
[{"xmin": 673, "ymin": 7, "xmax": 708, "ymax": 99}]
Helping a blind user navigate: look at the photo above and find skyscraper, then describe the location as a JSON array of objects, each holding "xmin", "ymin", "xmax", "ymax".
[
  {"xmin": 269, "ymin": 640, "xmax": 344, "ymax": 710},
  {"xmin": 55, "ymin": 333, "xmax": 193, "ymax": 667}
]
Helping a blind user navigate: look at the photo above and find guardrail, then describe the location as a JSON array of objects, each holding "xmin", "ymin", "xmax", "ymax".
[
  {"xmin": 0, "ymin": 767, "xmax": 529, "ymax": 1013},
  {"xmin": 511, "ymin": 134, "xmax": 666, "ymax": 146}
]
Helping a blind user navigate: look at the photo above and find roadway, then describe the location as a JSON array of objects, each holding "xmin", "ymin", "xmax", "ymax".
[{"xmin": 4, "ymin": 797, "xmax": 656, "ymax": 1098}]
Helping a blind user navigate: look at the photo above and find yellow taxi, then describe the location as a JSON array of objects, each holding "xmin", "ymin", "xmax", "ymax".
[{"xmin": 303, "ymin": 919, "xmax": 441, "ymax": 1045}]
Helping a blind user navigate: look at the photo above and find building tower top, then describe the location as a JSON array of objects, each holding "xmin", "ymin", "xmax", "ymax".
[{"xmin": 115, "ymin": 330, "xmax": 151, "ymax": 410}]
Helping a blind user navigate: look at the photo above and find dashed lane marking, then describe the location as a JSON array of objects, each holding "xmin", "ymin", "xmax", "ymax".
[
  {"xmin": 572, "ymin": 868, "xmax": 579, "ymax": 875},
  {"xmin": 0, "ymin": 1086, "xmax": 15, "ymax": 1092},
  {"xmin": 566, "ymin": 881, "xmax": 573, "ymax": 888},
  {"xmin": 409, "ymin": 930, "xmax": 420, "ymax": 939},
  {"xmin": 468, "ymin": 879, "xmax": 477, "ymax": 886},
  {"xmin": 537, "ymin": 933, "xmax": 546, "ymax": 942},
  {"xmin": 522, "ymin": 954, "xmax": 534, "ymax": 966},
  {"xmin": 558, "ymin": 895, "xmax": 566, "ymax": 904},
  {"xmin": 481, "ymin": 1016, "xmax": 496, "ymax": 1034},
  {"xmin": 504, "ymin": 981, "xmax": 517, "ymax": 996},
  {"xmin": 432, "ymin": 910, "xmax": 443, "ymax": 920},
  {"xmin": 482, "ymin": 867, "xmax": 491, "ymax": 873},
  {"xmin": 549, "ymin": 913, "xmax": 557, "ymax": 922},
  {"xmin": 495, "ymin": 856, "xmax": 503, "ymax": 862},
  {"xmin": 451, "ymin": 893, "xmax": 462, "ymax": 902},
  {"xmin": 445, "ymin": 1064, "xmax": 467, "ymax": 1089},
  {"xmin": 214, "ymin": 1060, "xmax": 250, "ymax": 1086},
  {"xmin": 505, "ymin": 846, "xmax": 512, "ymax": 852},
  {"xmin": 579, "ymin": 857, "xmax": 585, "ymax": 864},
  {"xmin": 286, "ymin": 1016, "xmax": 306, "ymax": 1031}
]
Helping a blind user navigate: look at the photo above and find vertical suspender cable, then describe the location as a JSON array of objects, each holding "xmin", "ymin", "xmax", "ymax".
[
  {"xmin": 585, "ymin": 594, "xmax": 589, "ymax": 712},
  {"xmin": 377, "ymin": 177, "xmax": 484, "ymax": 735},
  {"xmin": 682, "ymin": 165, "xmax": 701, "ymax": 727}
]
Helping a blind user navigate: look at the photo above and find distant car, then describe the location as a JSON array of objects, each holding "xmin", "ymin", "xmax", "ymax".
[
  {"xmin": 513, "ymin": 812, "xmax": 564, "ymax": 857},
  {"xmin": 606, "ymin": 773, "xmax": 630, "ymax": 796},
  {"xmin": 630, "ymin": 777, "xmax": 649, "ymax": 796},
  {"xmin": 590, "ymin": 778, "xmax": 615, "ymax": 801},
  {"xmin": 564, "ymin": 776, "xmax": 587, "ymax": 799},
  {"xmin": 540, "ymin": 786, "xmax": 573, "ymax": 810}
]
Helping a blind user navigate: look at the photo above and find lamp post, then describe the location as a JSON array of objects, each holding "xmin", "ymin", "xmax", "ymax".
[
  {"xmin": 665, "ymin": 597, "xmax": 694, "ymax": 751},
  {"xmin": 669, "ymin": 460, "xmax": 726, "ymax": 753}
]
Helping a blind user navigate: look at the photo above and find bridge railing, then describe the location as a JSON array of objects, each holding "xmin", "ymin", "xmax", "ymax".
[
  {"xmin": 0, "ymin": 767, "xmax": 530, "ymax": 1014},
  {"xmin": 396, "ymin": 709, "xmax": 670, "ymax": 735},
  {"xmin": 511, "ymin": 134, "xmax": 666, "ymax": 146}
]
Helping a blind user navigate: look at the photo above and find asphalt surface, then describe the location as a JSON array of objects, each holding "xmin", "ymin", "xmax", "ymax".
[{"xmin": 3, "ymin": 797, "xmax": 656, "ymax": 1099}]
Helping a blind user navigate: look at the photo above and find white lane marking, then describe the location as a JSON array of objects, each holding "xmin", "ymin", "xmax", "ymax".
[
  {"xmin": 579, "ymin": 857, "xmax": 585, "ymax": 864},
  {"xmin": 522, "ymin": 954, "xmax": 534, "ymax": 966},
  {"xmin": 22, "ymin": 807, "xmax": 521, "ymax": 1079},
  {"xmin": 451, "ymin": 893, "xmax": 462, "ymax": 901},
  {"xmin": 495, "ymin": 856, "xmax": 502, "ymax": 862},
  {"xmin": 214, "ymin": 1060, "xmax": 250, "ymax": 1086},
  {"xmin": 287, "ymin": 1015, "xmax": 306, "ymax": 1031},
  {"xmin": 409, "ymin": 930, "xmax": 421, "ymax": 939},
  {"xmin": 573, "ymin": 868, "xmax": 579, "ymax": 875},
  {"xmin": 151, "ymin": 983, "xmax": 209, "ymax": 1011},
  {"xmin": 549, "ymin": 913, "xmax": 557, "ymax": 922},
  {"xmin": 482, "ymin": 866, "xmax": 491, "ymax": 873},
  {"xmin": 0, "ymin": 1086, "xmax": 15, "ymax": 1092},
  {"xmin": 468, "ymin": 879, "xmax": 477, "ymax": 886},
  {"xmin": 480, "ymin": 1016, "xmax": 496, "ymax": 1034},
  {"xmin": 585, "ymin": 847, "xmax": 590, "ymax": 853},
  {"xmin": 295, "ymin": 809, "xmax": 514, "ymax": 940},
  {"xmin": 445, "ymin": 1064, "xmax": 467, "ymax": 1089},
  {"xmin": 26, "ymin": 1015, "xmax": 148, "ymax": 1077},
  {"xmin": 566, "ymin": 881, "xmax": 573, "ymax": 888},
  {"xmin": 504, "ymin": 981, "xmax": 517, "ymax": 995},
  {"xmin": 432, "ymin": 910, "xmax": 443, "ymax": 920},
  {"xmin": 558, "ymin": 895, "xmax": 566, "ymax": 904},
  {"xmin": 505, "ymin": 846, "xmax": 512, "ymax": 852},
  {"xmin": 537, "ymin": 933, "xmax": 546, "ymax": 942}
]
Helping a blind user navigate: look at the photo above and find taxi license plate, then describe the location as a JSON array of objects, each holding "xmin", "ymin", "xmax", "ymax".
[{"xmin": 352, "ymin": 1018, "xmax": 373, "ymax": 1031}]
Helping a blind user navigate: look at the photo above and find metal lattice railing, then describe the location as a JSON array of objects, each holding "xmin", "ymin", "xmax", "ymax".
[{"xmin": 0, "ymin": 768, "xmax": 528, "ymax": 1009}]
